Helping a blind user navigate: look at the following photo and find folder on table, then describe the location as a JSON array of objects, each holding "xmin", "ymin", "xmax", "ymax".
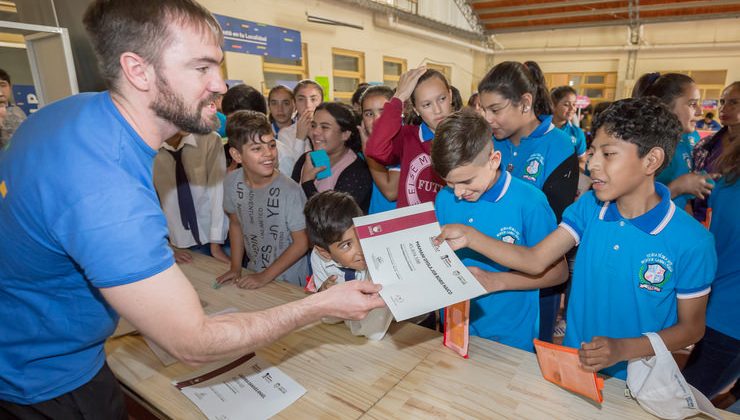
[
  {"xmin": 533, "ymin": 339, "xmax": 604, "ymax": 404},
  {"xmin": 443, "ymin": 300, "xmax": 471, "ymax": 358}
]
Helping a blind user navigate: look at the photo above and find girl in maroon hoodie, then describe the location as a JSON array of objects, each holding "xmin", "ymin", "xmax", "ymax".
[{"xmin": 365, "ymin": 67, "xmax": 454, "ymax": 207}]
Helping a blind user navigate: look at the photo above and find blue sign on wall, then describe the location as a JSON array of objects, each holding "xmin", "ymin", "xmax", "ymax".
[
  {"xmin": 13, "ymin": 85, "xmax": 39, "ymax": 116},
  {"xmin": 214, "ymin": 14, "xmax": 302, "ymax": 61}
]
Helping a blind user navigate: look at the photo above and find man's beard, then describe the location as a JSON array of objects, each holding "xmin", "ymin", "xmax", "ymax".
[{"xmin": 150, "ymin": 75, "xmax": 218, "ymax": 135}]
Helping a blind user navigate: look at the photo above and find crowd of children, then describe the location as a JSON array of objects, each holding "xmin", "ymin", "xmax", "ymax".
[{"xmin": 150, "ymin": 64, "xmax": 738, "ymax": 408}]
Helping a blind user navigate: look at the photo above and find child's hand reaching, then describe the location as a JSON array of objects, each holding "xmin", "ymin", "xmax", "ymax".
[
  {"xmin": 578, "ymin": 336, "xmax": 624, "ymax": 372},
  {"xmin": 173, "ymin": 249, "xmax": 193, "ymax": 264},
  {"xmin": 317, "ymin": 275, "xmax": 338, "ymax": 292},
  {"xmin": 215, "ymin": 268, "xmax": 242, "ymax": 286},
  {"xmin": 434, "ymin": 224, "xmax": 475, "ymax": 251},
  {"xmin": 236, "ymin": 271, "xmax": 273, "ymax": 289}
]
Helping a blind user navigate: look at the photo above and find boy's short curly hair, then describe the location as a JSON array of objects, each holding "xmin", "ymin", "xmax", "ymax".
[
  {"xmin": 592, "ymin": 97, "xmax": 682, "ymax": 174},
  {"xmin": 304, "ymin": 191, "xmax": 363, "ymax": 250}
]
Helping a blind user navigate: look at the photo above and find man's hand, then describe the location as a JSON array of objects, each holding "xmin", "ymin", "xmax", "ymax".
[
  {"xmin": 393, "ymin": 67, "xmax": 427, "ymax": 103},
  {"xmin": 236, "ymin": 271, "xmax": 274, "ymax": 289},
  {"xmin": 315, "ymin": 280, "xmax": 385, "ymax": 320},
  {"xmin": 434, "ymin": 224, "xmax": 475, "ymax": 251},
  {"xmin": 579, "ymin": 336, "xmax": 625, "ymax": 372},
  {"xmin": 174, "ymin": 249, "xmax": 193, "ymax": 264}
]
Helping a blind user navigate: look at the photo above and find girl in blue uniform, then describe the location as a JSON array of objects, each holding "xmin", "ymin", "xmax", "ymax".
[
  {"xmin": 477, "ymin": 61, "xmax": 579, "ymax": 342},
  {"xmin": 550, "ymin": 85, "xmax": 587, "ymax": 164},
  {"xmin": 682, "ymin": 82, "xmax": 740, "ymax": 401},
  {"xmin": 632, "ymin": 72, "xmax": 716, "ymax": 212}
]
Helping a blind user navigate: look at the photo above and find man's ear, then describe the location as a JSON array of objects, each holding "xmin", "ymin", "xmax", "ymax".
[
  {"xmin": 314, "ymin": 245, "xmax": 333, "ymax": 261},
  {"xmin": 119, "ymin": 52, "xmax": 154, "ymax": 92},
  {"xmin": 644, "ymin": 146, "xmax": 666, "ymax": 175}
]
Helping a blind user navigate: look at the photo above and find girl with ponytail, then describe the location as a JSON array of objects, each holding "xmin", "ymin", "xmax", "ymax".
[
  {"xmin": 477, "ymin": 61, "xmax": 578, "ymax": 218},
  {"xmin": 477, "ymin": 60, "xmax": 579, "ymax": 344},
  {"xmin": 632, "ymin": 72, "xmax": 713, "ymax": 213}
]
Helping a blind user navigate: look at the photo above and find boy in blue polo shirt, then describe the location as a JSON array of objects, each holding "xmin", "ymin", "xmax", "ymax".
[
  {"xmin": 435, "ymin": 98, "xmax": 717, "ymax": 379},
  {"xmin": 431, "ymin": 110, "xmax": 569, "ymax": 352}
]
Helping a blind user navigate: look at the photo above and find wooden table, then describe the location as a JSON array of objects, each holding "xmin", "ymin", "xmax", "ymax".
[
  {"xmin": 362, "ymin": 337, "xmax": 658, "ymax": 419},
  {"xmin": 105, "ymin": 253, "xmax": 441, "ymax": 419},
  {"xmin": 106, "ymin": 254, "xmax": 738, "ymax": 419}
]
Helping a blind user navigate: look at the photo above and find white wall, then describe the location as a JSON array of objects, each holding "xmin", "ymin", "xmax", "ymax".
[
  {"xmin": 201, "ymin": 0, "xmax": 480, "ymax": 99},
  {"xmin": 485, "ymin": 17, "xmax": 740, "ymax": 99}
]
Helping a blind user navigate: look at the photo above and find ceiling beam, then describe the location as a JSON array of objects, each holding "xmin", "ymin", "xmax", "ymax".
[
  {"xmin": 483, "ymin": 10, "xmax": 740, "ymax": 34},
  {"xmin": 471, "ymin": 0, "xmax": 623, "ymax": 15}
]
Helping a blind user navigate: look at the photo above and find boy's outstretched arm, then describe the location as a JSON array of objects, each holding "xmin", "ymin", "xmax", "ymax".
[
  {"xmin": 578, "ymin": 295, "xmax": 708, "ymax": 372},
  {"xmin": 435, "ymin": 224, "xmax": 576, "ymax": 275},
  {"xmin": 470, "ymin": 256, "xmax": 569, "ymax": 293},
  {"xmin": 237, "ymin": 229, "xmax": 309, "ymax": 289}
]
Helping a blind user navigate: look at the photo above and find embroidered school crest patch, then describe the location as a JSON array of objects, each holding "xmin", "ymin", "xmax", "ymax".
[
  {"xmin": 496, "ymin": 226, "xmax": 521, "ymax": 244},
  {"xmin": 522, "ymin": 154, "xmax": 544, "ymax": 182},
  {"xmin": 638, "ymin": 253, "xmax": 673, "ymax": 292}
]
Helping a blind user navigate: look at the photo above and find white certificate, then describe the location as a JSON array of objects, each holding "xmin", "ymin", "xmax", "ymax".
[
  {"xmin": 354, "ymin": 202, "xmax": 486, "ymax": 321},
  {"xmin": 173, "ymin": 353, "xmax": 306, "ymax": 420}
]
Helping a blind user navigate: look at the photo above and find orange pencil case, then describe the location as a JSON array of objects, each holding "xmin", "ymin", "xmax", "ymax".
[{"xmin": 533, "ymin": 339, "xmax": 605, "ymax": 404}]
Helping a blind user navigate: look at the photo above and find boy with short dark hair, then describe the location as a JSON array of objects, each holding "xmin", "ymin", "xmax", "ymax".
[
  {"xmin": 303, "ymin": 190, "xmax": 393, "ymax": 340},
  {"xmin": 436, "ymin": 98, "xmax": 717, "ymax": 379},
  {"xmin": 432, "ymin": 110, "xmax": 569, "ymax": 352},
  {"xmin": 304, "ymin": 190, "xmax": 368, "ymax": 292},
  {"xmin": 216, "ymin": 110, "xmax": 309, "ymax": 288}
]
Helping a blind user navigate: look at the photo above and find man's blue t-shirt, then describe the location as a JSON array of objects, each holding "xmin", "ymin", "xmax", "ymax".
[
  {"xmin": 0, "ymin": 92, "xmax": 174, "ymax": 404},
  {"xmin": 705, "ymin": 178, "xmax": 740, "ymax": 340},
  {"xmin": 560, "ymin": 183, "xmax": 716, "ymax": 379},
  {"xmin": 436, "ymin": 171, "xmax": 557, "ymax": 352},
  {"xmin": 494, "ymin": 115, "xmax": 576, "ymax": 191}
]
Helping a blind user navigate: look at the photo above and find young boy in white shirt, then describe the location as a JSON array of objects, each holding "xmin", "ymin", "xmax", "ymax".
[{"xmin": 304, "ymin": 190, "xmax": 393, "ymax": 339}]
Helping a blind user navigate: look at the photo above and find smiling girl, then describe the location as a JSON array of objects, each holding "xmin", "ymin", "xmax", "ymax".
[
  {"xmin": 291, "ymin": 102, "xmax": 372, "ymax": 213},
  {"xmin": 478, "ymin": 61, "xmax": 579, "ymax": 343},
  {"xmin": 365, "ymin": 67, "xmax": 452, "ymax": 207}
]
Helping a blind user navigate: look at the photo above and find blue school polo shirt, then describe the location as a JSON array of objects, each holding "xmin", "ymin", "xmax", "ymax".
[
  {"xmin": 556, "ymin": 120, "xmax": 587, "ymax": 157},
  {"xmin": 560, "ymin": 183, "xmax": 716, "ymax": 379},
  {"xmin": 0, "ymin": 92, "xmax": 174, "ymax": 403},
  {"xmin": 494, "ymin": 115, "xmax": 576, "ymax": 190},
  {"xmin": 368, "ymin": 165, "xmax": 399, "ymax": 214},
  {"xmin": 705, "ymin": 178, "xmax": 739, "ymax": 340},
  {"xmin": 436, "ymin": 171, "xmax": 557, "ymax": 352},
  {"xmin": 656, "ymin": 132, "xmax": 696, "ymax": 210}
]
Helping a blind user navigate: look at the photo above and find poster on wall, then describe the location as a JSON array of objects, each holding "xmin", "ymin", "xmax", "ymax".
[
  {"xmin": 13, "ymin": 85, "xmax": 39, "ymax": 115},
  {"xmin": 214, "ymin": 14, "xmax": 301, "ymax": 61}
]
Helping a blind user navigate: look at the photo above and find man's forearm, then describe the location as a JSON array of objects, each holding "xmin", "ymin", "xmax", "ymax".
[{"xmin": 177, "ymin": 296, "xmax": 322, "ymax": 364}]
